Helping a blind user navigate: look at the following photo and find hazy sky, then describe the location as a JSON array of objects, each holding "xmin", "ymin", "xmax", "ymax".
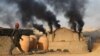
[
  {"xmin": 84, "ymin": 0, "xmax": 100, "ymax": 30},
  {"xmin": 56, "ymin": 0, "xmax": 100, "ymax": 31},
  {"xmin": 0, "ymin": 0, "xmax": 100, "ymax": 31}
]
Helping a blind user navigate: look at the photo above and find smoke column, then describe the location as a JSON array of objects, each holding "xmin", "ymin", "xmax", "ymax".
[
  {"xmin": 45, "ymin": 0, "xmax": 86, "ymax": 40},
  {"xmin": 32, "ymin": 23, "xmax": 47, "ymax": 34},
  {"xmin": 0, "ymin": 0, "xmax": 86, "ymax": 37},
  {"xmin": 12, "ymin": 0, "xmax": 61, "ymax": 33},
  {"xmin": 65, "ymin": 0, "xmax": 86, "ymax": 40}
]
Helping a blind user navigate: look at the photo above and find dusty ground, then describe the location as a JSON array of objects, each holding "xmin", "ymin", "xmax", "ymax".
[
  {"xmin": 0, "ymin": 42, "xmax": 100, "ymax": 56},
  {"xmin": 0, "ymin": 37, "xmax": 100, "ymax": 56},
  {"xmin": 0, "ymin": 28, "xmax": 100, "ymax": 56}
]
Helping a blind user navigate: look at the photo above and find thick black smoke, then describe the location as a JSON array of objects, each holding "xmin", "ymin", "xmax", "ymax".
[
  {"xmin": 45, "ymin": 0, "xmax": 86, "ymax": 40},
  {"xmin": 7, "ymin": 0, "xmax": 86, "ymax": 38},
  {"xmin": 43, "ymin": 11, "xmax": 61, "ymax": 33},
  {"xmin": 65, "ymin": 0, "xmax": 86, "ymax": 40},
  {"xmin": 11, "ymin": 0, "xmax": 61, "ymax": 33},
  {"xmin": 32, "ymin": 24, "xmax": 47, "ymax": 35}
]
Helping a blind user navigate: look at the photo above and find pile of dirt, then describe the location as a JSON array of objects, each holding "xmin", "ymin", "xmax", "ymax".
[{"xmin": 48, "ymin": 27, "xmax": 88, "ymax": 53}]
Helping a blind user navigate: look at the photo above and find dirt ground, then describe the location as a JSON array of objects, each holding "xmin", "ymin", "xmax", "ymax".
[
  {"xmin": 0, "ymin": 37, "xmax": 100, "ymax": 56},
  {"xmin": 0, "ymin": 28, "xmax": 100, "ymax": 56},
  {"xmin": 0, "ymin": 42, "xmax": 100, "ymax": 56}
]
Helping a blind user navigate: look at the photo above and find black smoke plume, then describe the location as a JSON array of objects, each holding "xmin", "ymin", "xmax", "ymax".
[
  {"xmin": 65, "ymin": 0, "xmax": 86, "ymax": 40},
  {"xmin": 32, "ymin": 24, "xmax": 47, "ymax": 35},
  {"xmin": 10, "ymin": 0, "xmax": 61, "ymax": 33},
  {"xmin": 45, "ymin": 0, "xmax": 86, "ymax": 40},
  {"xmin": 43, "ymin": 11, "xmax": 61, "ymax": 33}
]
